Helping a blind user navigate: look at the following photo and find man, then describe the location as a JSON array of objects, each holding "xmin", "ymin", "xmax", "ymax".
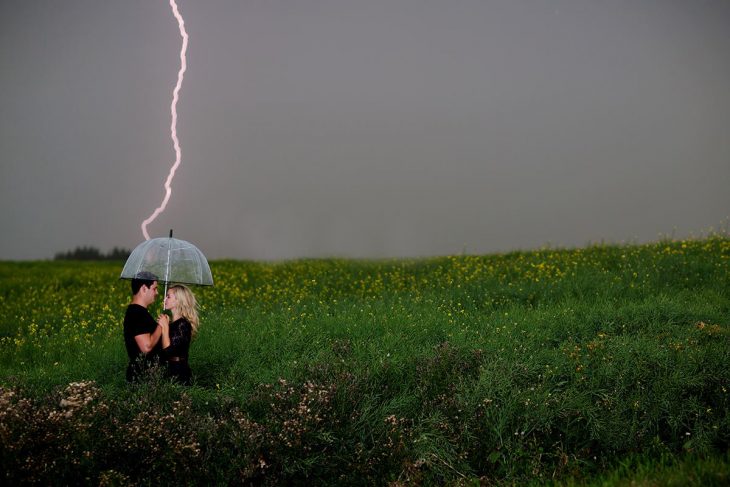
[{"xmin": 123, "ymin": 271, "xmax": 165, "ymax": 382}]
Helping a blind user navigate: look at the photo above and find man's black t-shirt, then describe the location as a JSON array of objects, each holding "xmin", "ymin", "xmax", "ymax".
[{"xmin": 123, "ymin": 304, "xmax": 161, "ymax": 381}]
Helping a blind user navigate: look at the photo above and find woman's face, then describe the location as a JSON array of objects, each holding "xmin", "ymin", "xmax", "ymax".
[{"xmin": 164, "ymin": 290, "xmax": 178, "ymax": 311}]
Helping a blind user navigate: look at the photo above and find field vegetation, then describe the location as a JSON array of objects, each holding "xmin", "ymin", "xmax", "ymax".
[{"xmin": 1, "ymin": 237, "xmax": 729, "ymax": 485}]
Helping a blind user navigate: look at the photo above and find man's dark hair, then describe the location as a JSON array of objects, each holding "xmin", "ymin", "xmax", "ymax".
[{"xmin": 131, "ymin": 271, "xmax": 158, "ymax": 295}]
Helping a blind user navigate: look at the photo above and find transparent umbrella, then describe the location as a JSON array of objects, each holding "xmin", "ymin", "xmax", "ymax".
[{"xmin": 120, "ymin": 231, "xmax": 213, "ymax": 293}]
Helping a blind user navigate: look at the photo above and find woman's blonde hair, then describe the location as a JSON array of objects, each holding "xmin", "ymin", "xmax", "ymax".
[{"xmin": 169, "ymin": 284, "xmax": 200, "ymax": 337}]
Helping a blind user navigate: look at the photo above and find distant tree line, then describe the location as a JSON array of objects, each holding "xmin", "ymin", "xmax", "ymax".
[{"xmin": 54, "ymin": 246, "xmax": 131, "ymax": 261}]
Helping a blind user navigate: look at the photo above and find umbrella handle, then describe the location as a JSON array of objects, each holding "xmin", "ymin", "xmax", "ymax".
[{"xmin": 164, "ymin": 229, "xmax": 173, "ymax": 299}]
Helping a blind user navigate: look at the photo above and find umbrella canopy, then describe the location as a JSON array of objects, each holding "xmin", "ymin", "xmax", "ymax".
[{"xmin": 120, "ymin": 236, "xmax": 213, "ymax": 286}]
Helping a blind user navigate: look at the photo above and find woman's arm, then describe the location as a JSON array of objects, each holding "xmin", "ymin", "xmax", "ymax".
[{"xmin": 161, "ymin": 319, "xmax": 171, "ymax": 349}]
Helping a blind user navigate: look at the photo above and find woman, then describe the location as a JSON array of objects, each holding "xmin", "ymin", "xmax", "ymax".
[{"xmin": 159, "ymin": 284, "xmax": 199, "ymax": 385}]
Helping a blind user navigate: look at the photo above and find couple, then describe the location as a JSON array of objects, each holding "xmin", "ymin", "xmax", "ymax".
[{"xmin": 123, "ymin": 271, "xmax": 199, "ymax": 385}]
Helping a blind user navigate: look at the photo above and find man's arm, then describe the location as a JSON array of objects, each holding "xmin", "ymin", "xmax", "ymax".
[{"xmin": 134, "ymin": 322, "xmax": 164, "ymax": 354}]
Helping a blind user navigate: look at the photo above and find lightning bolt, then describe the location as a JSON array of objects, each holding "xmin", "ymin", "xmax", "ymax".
[{"xmin": 141, "ymin": 0, "xmax": 189, "ymax": 240}]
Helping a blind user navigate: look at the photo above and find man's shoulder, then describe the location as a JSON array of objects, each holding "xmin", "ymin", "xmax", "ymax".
[
  {"xmin": 124, "ymin": 304, "xmax": 155, "ymax": 332},
  {"xmin": 125, "ymin": 303, "xmax": 149, "ymax": 316}
]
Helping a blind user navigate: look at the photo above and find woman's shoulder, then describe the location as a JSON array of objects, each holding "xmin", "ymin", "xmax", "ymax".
[{"xmin": 175, "ymin": 317, "xmax": 193, "ymax": 330}]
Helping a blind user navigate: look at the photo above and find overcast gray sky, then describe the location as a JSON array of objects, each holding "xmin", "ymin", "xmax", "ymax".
[{"xmin": 1, "ymin": 0, "xmax": 729, "ymax": 261}]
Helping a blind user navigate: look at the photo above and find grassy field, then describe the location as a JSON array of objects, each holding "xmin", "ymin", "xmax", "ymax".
[{"xmin": 1, "ymin": 238, "xmax": 729, "ymax": 485}]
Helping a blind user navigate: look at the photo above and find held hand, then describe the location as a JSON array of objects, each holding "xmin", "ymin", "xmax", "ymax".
[{"xmin": 158, "ymin": 314, "xmax": 170, "ymax": 329}]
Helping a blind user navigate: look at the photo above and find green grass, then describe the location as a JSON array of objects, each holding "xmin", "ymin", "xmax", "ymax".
[{"xmin": 1, "ymin": 237, "xmax": 729, "ymax": 485}]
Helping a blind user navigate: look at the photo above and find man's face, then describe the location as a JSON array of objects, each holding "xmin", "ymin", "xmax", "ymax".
[{"xmin": 143, "ymin": 281, "xmax": 159, "ymax": 307}]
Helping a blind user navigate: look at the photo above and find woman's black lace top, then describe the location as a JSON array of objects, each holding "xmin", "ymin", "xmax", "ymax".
[{"xmin": 162, "ymin": 318, "xmax": 192, "ymax": 361}]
